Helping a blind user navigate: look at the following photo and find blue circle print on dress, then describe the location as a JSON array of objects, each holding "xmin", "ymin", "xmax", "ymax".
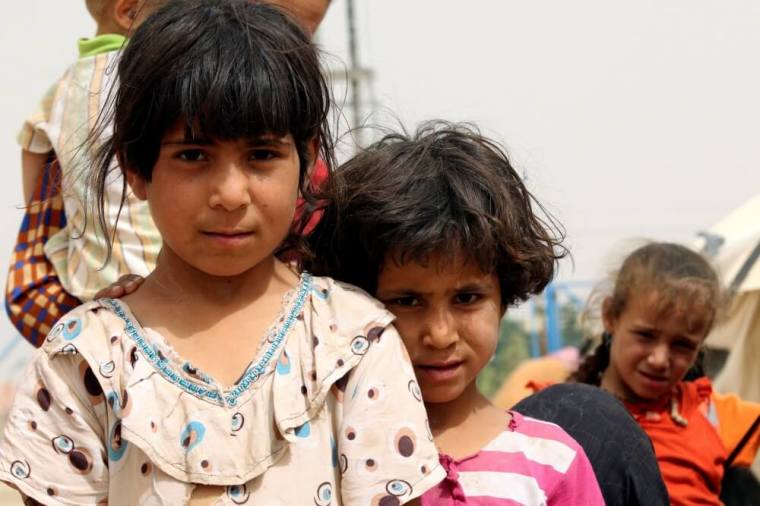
[
  {"xmin": 47, "ymin": 322, "xmax": 65, "ymax": 342},
  {"xmin": 180, "ymin": 421, "xmax": 206, "ymax": 453},
  {"xmin": 52, "ymin": 435, "xmax": 75, "ymax": 455},
  {"xmin": 312, "ymin": 286, "xmax": 330, "ymax": 300},
  {"xmin": 62, "ymin": 318, "xmax": 83, "ymax": 341},
  {"xmin": 350, "ymin": 336, "xmax": 370, "ymax": 355},
  {"xmin": 386, "ymin": 479, "xmax": 412, "ymax": 497},
  {"xmin": 314, "ymin": 481, "xmax": 333, "ymax": 506},
  {"xmin": 10, "ymin": 460, "xmax": 30, "ymax": 479},
  {"xmin": 231, "ymin": 412, "xmax": 245, "ymax": 432},
  {"xmin": 295, "ymin": 421, "xmax": 311, "ymax": 438},
  {"xmin": 108, "ymin": 421, "xmax": 128, "ymax": 461},
  {"xmin": 276, "ymin": 350, "xmax": 291, "ymax": 375},
  {"xmin": 106, "ymin": 392, "xmax": 122, "ymax": 417},
  {"xmin": 227, "ymin": 484, "xmax": 250, "ymax": 504}
]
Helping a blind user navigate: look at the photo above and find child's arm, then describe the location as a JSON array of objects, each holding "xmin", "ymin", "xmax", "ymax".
[
  {"xmin": 0, "ymin": 312, "xmax": 108, "ymax": 503},
  {"xmin": 547, "ymin": 442, "xmax": 605, "ymax": 506},
  {"xmin": 711, "ymin": 391, "xmax": 760, "ymax": 467},
  {"xmin": 18, "ymin": 81, "xmax": 57, "ymax": 204},
  {"xmin": 5, "ymin": 155, "xmax": 80, "ymax": 347},
  {"xmin": 21, "ymin": 150, "xmax": 52, "ymax": 204},
  {"xmin": 337, "ymin": 324, "xmax": 445, "ymax": 505}
]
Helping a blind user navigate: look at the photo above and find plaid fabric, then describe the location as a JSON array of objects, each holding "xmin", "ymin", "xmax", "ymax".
[{"xmin": 5, "ymin": 155, "xmax": 80, "ymax": 347}]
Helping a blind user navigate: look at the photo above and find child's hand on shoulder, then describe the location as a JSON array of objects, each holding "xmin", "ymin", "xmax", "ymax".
[{"xmin": 94, "ymin": 274, "xmax": 145, "ymax": 299}]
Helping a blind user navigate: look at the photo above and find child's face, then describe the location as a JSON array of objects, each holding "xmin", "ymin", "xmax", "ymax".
[
  {"xmin": 376, "ymin": 255, "xmax": 502, "ymax": 405},
  {"xmin": 603, "ymin": 289, "xmax": 706, "ymax": 401},
  {"xmin": 128, "ymin": 122, "xmax": 301, "ymax": 278}
]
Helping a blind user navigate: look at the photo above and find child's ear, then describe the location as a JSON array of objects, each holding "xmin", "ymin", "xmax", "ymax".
[
  {"xmin": 126, "ymin": 170, "xmax": 148, "ymax": 201},
  {"xmin": 307, "ymin": 137, "xmax": 319, "ymax": 172},
  {"xmin": 601, "ymin": 297, "xmax": 616, "ymax": 335},
  {"xmin": 113, "ymin": 0, "xmax": 141, "ymax": 32}
]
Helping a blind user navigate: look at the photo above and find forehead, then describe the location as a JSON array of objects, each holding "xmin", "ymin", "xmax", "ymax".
[
  {"xmin": 625, "ymin": 288, "xmax": 710, "ymax": 337},
  {"xmin": 160, "ymin": 119, "xmax": 293, "ymax": 144},
  {"xmin": 377, "ymin": 253, "xmax": 496, "ymax": 290}
]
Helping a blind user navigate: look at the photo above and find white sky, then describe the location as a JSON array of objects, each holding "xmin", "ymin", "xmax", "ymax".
[{"xmin": 0, "ymin": 1, "xmax": 759, "ymax": 346}]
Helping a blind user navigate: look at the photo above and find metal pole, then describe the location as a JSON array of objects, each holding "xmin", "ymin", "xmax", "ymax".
[
  {"xmin": 545, "ymin": 284, "xmax": 562, "ymax": 352},
  {"xmin": 346, "ymin": 0, "xmax": 361, "ymax": 129}
]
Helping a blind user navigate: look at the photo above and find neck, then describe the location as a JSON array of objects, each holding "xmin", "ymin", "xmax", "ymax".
[
  {"xmin": 600, "ymin": 367, "xmax": 656, "ymax": 404},
  {"xmin": 141, "ymin": 247, "xmax": 296, "ymax": 309},
  {"xmin": 425, "ymin": 381, "xmax": 492, "ymax": 435}
]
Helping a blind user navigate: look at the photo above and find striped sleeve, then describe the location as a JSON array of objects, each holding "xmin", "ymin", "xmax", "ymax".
[
  {"xmin": 440, "ymin": 414, "xmax": 604, "ymax": 505},
  {"xmin": 482, "ymin": 416, "xmax": 604, "ymax": 506}
]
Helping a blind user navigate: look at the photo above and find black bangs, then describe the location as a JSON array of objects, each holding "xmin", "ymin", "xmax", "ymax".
[
  {"xmin": 306, "ymin": 122, "xmax": 566, "ymax": 304},
  {"xmin": 112, "ymin": 0, "xmax": 330, "ymax": 180},
  {"xmin": 384, "ymin": 171, "xmax": 498, "ymax": 273}
]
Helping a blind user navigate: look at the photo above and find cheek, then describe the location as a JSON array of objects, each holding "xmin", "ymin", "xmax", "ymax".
[
  {"xmin": 463, "ymin": 314, "xmax": 499, "ymax": 360},
  {"xmin": 256, "ymin": 172, "xmax": 300, "ymax": 217},
  {"xmin": 388, "ymin": 316, "xmax": 420, "ymax": 354},
  {"xmin": 671, "ymin": 353, "xmax": 698, "ymax": 377},
  {"xmin": 611, "ymin": 336, "xmax": 640, "ymax": 371}
]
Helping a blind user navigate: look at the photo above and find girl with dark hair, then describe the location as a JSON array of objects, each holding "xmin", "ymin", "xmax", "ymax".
[
  {"xmin": 307, "ymin": 122, "xmax": 604, "ymax": 505},
  {"xmin": 572, "ymin": 242, "xmax": 760, "ymax": 505},
  {"xmin": 0, "ymin": 2, "xmax": 443, "ymax": 504}
]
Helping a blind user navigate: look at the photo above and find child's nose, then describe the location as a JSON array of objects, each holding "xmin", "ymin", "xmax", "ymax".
[
  {"xmin": 209, "ymin": 162, "xmax": 252, "ymax": 211},
  {"xmin": 421, "ymin": 308, "xmax": 459, "ymax": 350},
  {"xmin": 647, "ymin": 343, "xmax": 670, "ymax": 370}
]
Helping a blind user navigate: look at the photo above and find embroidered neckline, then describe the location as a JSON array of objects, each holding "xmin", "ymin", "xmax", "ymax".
[{"xmin": 102, "ymin": 273, "xmax": 312, "ymax": 407}]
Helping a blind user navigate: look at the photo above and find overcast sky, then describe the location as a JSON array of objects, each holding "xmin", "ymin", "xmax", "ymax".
[{"xmin": 0, "ymin": 1, "xmax": 758, "ymax": 345}]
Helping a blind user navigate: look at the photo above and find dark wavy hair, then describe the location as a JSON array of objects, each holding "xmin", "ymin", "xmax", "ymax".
[
  {"xmin": 90, "ymin": 0, "xmax": 333, "ymax": 260},
  {"xmin": 572, "ymin": 242, "xmax": 723, "ymax": 385},
  {"xmin": 305, "ymin": 121, "xmax": 566, "ymax": 306}
]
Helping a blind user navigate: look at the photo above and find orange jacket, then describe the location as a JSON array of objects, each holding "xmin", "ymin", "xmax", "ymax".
[{"xmin": 626, "ymin": 378, "xmax": 760, "ymax": 506}]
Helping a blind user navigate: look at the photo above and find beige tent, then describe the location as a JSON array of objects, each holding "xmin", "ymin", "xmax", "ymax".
[{"xmin": 698, "ymin": 193, "xmax": 760, "ymax": 474}]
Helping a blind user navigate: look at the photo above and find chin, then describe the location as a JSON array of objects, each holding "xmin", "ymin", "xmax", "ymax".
[
  {"xmin": 632, "ymin": 384, "xmax": 668, "ymax": 401},
  {"xmin": 420, "ymin": 385, "xmax": 463, "ymax": 405},
  {"xmin": 195, "ymin": 263, "xmax": 257, "ymax": 278}
]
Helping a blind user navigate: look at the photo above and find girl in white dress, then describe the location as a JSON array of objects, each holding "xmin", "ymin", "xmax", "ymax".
[{"xmin": 0, "ymin": 1, "xmax": 443, "ymax": 504}]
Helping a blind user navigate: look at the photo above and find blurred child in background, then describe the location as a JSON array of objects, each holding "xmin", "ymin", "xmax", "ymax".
[
  {"xmin": 8, "ymin": 0, "xmax": 167, "ymax": 345},
  {"xmin": 573, "ymin": 242, "xmax": 760, "ymax": 505}
]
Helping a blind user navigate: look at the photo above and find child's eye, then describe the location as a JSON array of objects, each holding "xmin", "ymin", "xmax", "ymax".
[
  {"xmin": 388, "ymin": 296, "xmax": 420, "ymax": 308},
  {"xmin": 177, "ymin": 149, "xmax": 207, "ymax": 162},
  {"xmin": 635, "ymin": 330, "xmax": 656, "ymax": 340},
  {"xmin": 673, "ymin": 340, "xmax": 697, "ymax": 352},
  {"xmin": 454, "ymin": 292, "xmax": 481, "ymax": 305},
  {"xmin": 249, "ymin": 149, "xmax": 278, "ymax": 161}
]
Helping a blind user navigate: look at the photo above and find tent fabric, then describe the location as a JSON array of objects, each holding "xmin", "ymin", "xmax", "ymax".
[
  {"xmin": 712, "ymin": 292, "xmax": 760, "ymax": 476},
  {"xmin": 700, "ymin": 193, "xmax": 760, "ymax": 477}
]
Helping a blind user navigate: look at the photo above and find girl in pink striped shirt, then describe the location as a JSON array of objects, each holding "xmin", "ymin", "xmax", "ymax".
[{"xmin": 307, "ymin": 122, "xmax": 605, "ymax": 505}]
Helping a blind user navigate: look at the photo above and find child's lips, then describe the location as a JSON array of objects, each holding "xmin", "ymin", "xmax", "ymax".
[
  {"xmin": 637, "ymin": 370, "xmax": 669, "ymax": 386},
  {"xmin": 415, "ymin": 360, "xmax": 464, "ymax": 383},
  {"xmin": 202, "ymin": 230, "xmax": 254, "ymax": 246}
]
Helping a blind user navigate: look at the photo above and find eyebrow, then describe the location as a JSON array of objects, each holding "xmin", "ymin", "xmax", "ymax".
[
  {"xmin": 377, "ymin": 281, "xmax": 495, "ymax": 298},
  {"xmin": 160, "ymin": 135, "xmax": 292, "ymax": 147},
  {"xmin": 457, "ymin": 282, "xmax": 494, "ymax": 292}
]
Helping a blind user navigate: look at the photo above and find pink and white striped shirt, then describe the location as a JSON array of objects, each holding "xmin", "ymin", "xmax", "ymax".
[{"xmin": 420, "ymin": 411, "xmax": 604, "ymax": 506}]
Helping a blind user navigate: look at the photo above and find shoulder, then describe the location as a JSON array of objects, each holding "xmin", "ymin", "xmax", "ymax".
[
  {"xmin": 512, "ymin": 411, "xmax": 585, "ymax": 453},
  {"xmin": 676, "ymin": 378, "xmax": 714, "ymax": 415},
  {"xmin": 39, "ymin": 300, "xmax": 121, "ymax": 356},
  {"xmin": 308, "ymin": 275, "xmax": 395, "ymax": 336},
  {"xmin": 477, "ymin": 411, "xmax": 585, "ymax": 477},
  {"xmin": 681, "ymin": 377, "xmax": 713, "ymax": 397}
]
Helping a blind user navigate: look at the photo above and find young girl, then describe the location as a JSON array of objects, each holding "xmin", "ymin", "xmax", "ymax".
[
  {"xmin": 0, "ymin": 2, "xmax": 444, "ymax": 504},
  {"xmin": 572, "ymin": 242, "xmax": 760, "ymax": 506},
  {"xmin": 307, "ymin": 122, "xmax": 605, "ymax": 505}
]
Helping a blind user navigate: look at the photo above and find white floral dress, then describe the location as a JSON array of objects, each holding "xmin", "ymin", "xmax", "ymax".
[{"xmin": 0, "ymin": 274, "xmax": 444, "ymax": 505}]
